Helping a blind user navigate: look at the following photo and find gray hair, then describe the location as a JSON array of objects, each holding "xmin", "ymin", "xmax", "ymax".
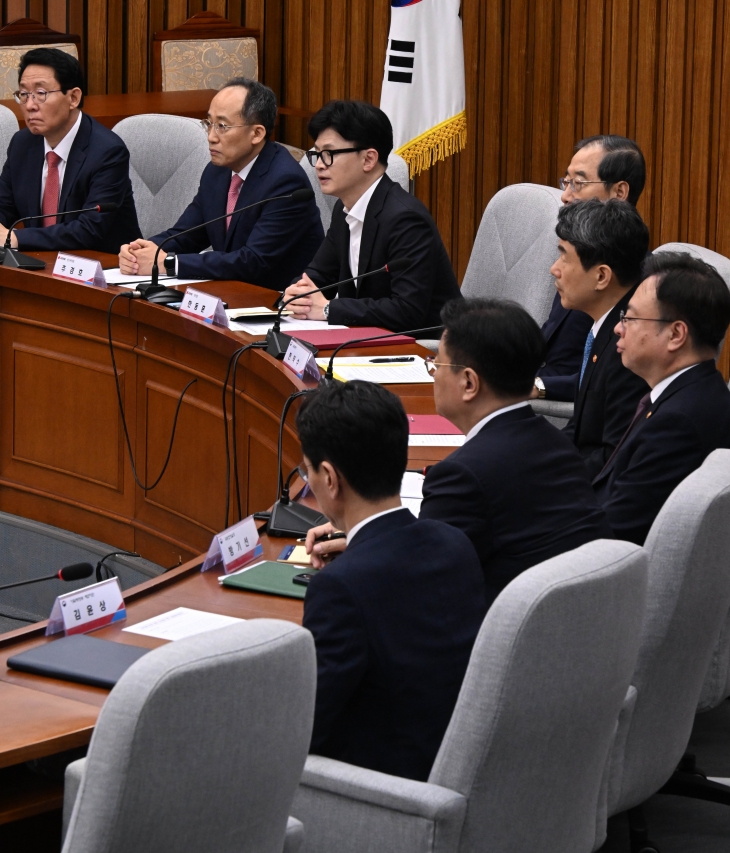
[{"xmin": 220, "ymin": 77, "xmax": 277, "ymax": 136}]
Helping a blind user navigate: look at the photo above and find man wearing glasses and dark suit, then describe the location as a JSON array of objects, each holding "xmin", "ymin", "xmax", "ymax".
[{"xmin": 119, "ymin": 77, "xmax": 323, "ymax": 290}]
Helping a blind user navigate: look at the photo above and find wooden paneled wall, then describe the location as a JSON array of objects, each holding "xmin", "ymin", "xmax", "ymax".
[{"xmin": 3, "ymin": 0, "xmax": 730, "ymax": 280}]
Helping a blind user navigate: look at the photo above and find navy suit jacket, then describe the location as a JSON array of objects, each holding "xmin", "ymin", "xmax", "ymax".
[
  {"xmin": 305, "ymin": 174, "xmax": 461, "ymax": 331},
  {"xmin": 419, "ymin": 406, "xmax": 613, "ymax": 608},
  {"xmin": 0, "ymin": 112, "xmax": 140, "ymax": 253},
  {"xmin": 539, "ymin": 291, "xmax": 593, "ymax": 388},
  {"xmin": 150, "ymin": 141, "xmax": 323, "ymax": 290},
  {"xmin": 303, "ymin": 508, "xmax": 486, "ymax": 782},
  {"xmin": 594, "ymin": 360, "xmax": 730, "ymax": 544},
  {"xmin": 553, "ymin": 286, "xmax": 650, "ymax": 480}
]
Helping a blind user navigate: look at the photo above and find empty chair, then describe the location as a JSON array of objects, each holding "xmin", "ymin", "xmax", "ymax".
[
  {"xmin": 292, "ymin": 538, "xmax": 647, "ymax": 853},
  {"xmin": 0, "ymin": 103, "xmax": 17, "ymax": 172},
  {"xmin": 300, "ymin": 151, "xmax": 410, "ymax": 233},
  {"xmin": 62, "ymin": 619, "xmax": 316, "ymax": 853},
  {"xmin": 112, "ymin": 114, "xmax": 211, "ymax": 237}
]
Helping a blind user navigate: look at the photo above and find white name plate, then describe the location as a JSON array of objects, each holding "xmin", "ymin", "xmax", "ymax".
[
  {"xmin": 179, "ymin": 287, "xmax": 229, "ymax": 327},
  {"xmin": 53, "ymin": 253, "xmax": 107, "ymax": 288},
  {"xmin": 201, "ymin": 514, "xmax": 263, "ymax": 574},
  {"xmin": 284, "ymin": 337, "xmax": 320, "ymax": 381},
  {"xmin": 46, "ymin": 577, "xmax": 126, "ymax": 636}
]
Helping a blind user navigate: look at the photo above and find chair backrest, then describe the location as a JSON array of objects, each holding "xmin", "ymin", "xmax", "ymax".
[
  {"xmin": 461, "ymin": 183, "xmax": 563, "ymax": 326},
  {"xmin": 430, "ymin": 539, "xmax": 647, "ymax": 853},
  {"xmin": 300, "ymin": 152, "xmax": 410, "ymax": 233},
  {"xmin": 654, "ymin": 242, "xmax": 730, "ymax": 289},
  {"xmin": 152, "ymin": 11, "xmax": 259, "ymax": 92},
  {"xmin": 112, "ymin": 114, "xmax": 211, "ymax": 237},
  {"xmin": 0, "ymin": 18, "xmax": 80, "ymax": 100},
  {"xmin": 0, "ymin": 104, "xmax": 18, "ymax": 172},
  {"xmin": 62, "ymin": 619, "xmax": 316, "ymax": 853},
  {"xmin": 607, "ymin": 449, "xmax": 730, "ymax": 814}
]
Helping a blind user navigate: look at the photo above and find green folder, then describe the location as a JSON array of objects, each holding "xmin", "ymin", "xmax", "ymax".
[{"xmin": 220, "ymin": 561, "xmax": 308, "ymax": 599}]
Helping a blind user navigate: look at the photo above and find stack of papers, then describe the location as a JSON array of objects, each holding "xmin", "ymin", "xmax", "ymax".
[
  {"xmin": 225, "ymin": 307, "xmax": 347, "ymax": 336},
  {"xmin": 123, "ymin": 607, "xmax": 242, "ymax": 640},
  {"xmin": 315, "ymin": 355, "xmax": 433, "ymax": 384},
  {"xmin": 401, "ymin": 471, "xmax": 425, "ymax": 516},
  {"xmin": 104, "ymin": 268, "xmax": 211, "ymax": 288}
]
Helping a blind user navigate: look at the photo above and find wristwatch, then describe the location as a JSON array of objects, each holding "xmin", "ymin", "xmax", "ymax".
[
  {"xmin": 534, "ymin": 377, "xmax": 546, "ymax": 398},
  {"xmin": 163, "ymin": 252, "xmax": 177, "ymax": 277},
  {"xmin": 323, "ymin": 302, "xmax": 330, "ymax": 320}
]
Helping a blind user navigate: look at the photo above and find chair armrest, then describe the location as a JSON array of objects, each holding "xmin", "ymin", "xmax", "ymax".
[
  {"xmin": 530, "ymin": 399, "xmax": 575, "ymax": 419},
  {"xmin": 62, "ymin": 757, "xmax": 87, "ymax": 841},
  {"xmin": 284, "ymin": 815, "xmax": 304, "ymax": 853}
]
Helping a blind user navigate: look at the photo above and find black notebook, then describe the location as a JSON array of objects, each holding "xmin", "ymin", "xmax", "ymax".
[{"xmin": 7, "ymin": 635, "xmax": 150, "ymax": 689}]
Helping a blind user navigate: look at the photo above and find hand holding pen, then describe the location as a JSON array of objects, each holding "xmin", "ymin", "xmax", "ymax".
[{"xmin": 302, "ymin": 523, "xmax": 348, "ymax": 568}]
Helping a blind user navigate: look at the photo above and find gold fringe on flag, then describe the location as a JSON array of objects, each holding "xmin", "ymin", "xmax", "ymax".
[{"xmin": 395, "ymin": 111, "xmax": 467, "ymax": 179}]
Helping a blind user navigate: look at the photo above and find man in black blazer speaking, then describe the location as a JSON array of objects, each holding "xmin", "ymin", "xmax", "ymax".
[
  {"xmin": 594, "ymin": 252, "xmax": 730, "ymax": 544},
  {"xmin": 282, "ymin": 100, "xmax": 460, "ymax": 331},
  {"xmin": 0, "ymin": 48, "xmax": 140, "ymax": 253},
  {"xmin": 297, "ymin": 380, "xmax": 486, "ymax": 782},
  {"xmin": 119, "ymin": 79, "xmax": 323, "ymax": 289}
]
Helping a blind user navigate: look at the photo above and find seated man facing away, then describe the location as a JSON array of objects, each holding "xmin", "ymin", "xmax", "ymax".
[
  {"xmin": 119, "ymin": 78, "xmax": 323, "ymax": 290},
  {"xmin": 297, "ymin": 380, "xmax": 486, "ymax": 782},
  {"xmin": 283, "ymin": 100, "xmax": 461, "ymax": 331},
  {"xmin": 307, "ymin": 298, "xmax": 613, "ymax": 611},
  {"xmin": 0, "ymin": 48, "xmax": 140, "ymax": 253},
  {"xmin": 594, "ymin": 252, "xmax": 730, "ymax": 544},
  {"xmin": 539, "ymin": 135, "xmax": 647, "ymax": 384},
  {"xmin": 541, "ymin": 199, "xmax": 650, "ymax": 479}
]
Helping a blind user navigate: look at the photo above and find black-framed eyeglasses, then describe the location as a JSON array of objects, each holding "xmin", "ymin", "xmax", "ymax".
[
  {"xmin": 14, "ymin": 89, "xmax": 63, "ymax": 104},
  {"xmin": 305, "ymin": 148, "xmax": 362, "ymax": 167},
  {"xmin": 199, "ymin": 119, "xmax": 247, "ymax": 135},
  {"xmin": 558, "ymin": 177, "xmax": 608, "ymax": 192},
  {"xmin": 619, "ymin": 310, "xmax": 673, "ymax": 327}
]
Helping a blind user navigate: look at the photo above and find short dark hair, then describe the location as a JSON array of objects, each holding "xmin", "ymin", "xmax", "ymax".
[
  {"xmin": 220, "ymin": 77, "xmax": 277, "ymax": 136},
  {"xmin": 440, "ymin": 298, "xmax": 546, "ymax": 397},
  {"xmin": 575, "ymin": 135, "xmax": 646, "ymax": 206},
  {"xmin": 556, "ymin": 198, "xmax": 649, "ymax": 287},
  {"xmin": 641, "ymin": 252, "xmax": 730, "ymax": 351},
  {"xmin": 296, "ymin": 381, "xmax": 407, "ymax": 500},
  {"xmin": 18, "ymin": 48, "xmax": 85, "ymax": 107},
  {"xmin": 308, "ymin": 100, "xmax": 393, "ymax": 166}
]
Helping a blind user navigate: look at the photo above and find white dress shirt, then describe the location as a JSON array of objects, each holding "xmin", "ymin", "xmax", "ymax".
[
  {"xmin": 591, "ymin": 307, "xmax": 612, "ymax": 340},
  {"xmin": 343, "ymin": 176, "xmax": 383, "ymax": 285},
  {"xmin": 40, "ymin": 111, "xmax": 83, "ymax": 204},
  {"xmin": 346, "ymin": 505, "xmax": 404, "ymax": 545},
  {"xmin": 464, "ymin": 401, "xmax": 531, "ymax": 443},
  {"xmin": 649, "ymin": 364, "xmax": 698, "ymax": 404}
]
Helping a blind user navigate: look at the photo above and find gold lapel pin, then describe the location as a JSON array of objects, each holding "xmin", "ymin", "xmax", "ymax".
[
  {"xmin": 646, "ymin": 411, "xmax": 652, "ymax": 418},
  {"xmin": 592, "ymin": 354, "xmax": 597, "ymax": 362}
]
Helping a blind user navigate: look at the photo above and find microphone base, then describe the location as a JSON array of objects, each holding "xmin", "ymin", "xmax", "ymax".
[
  {"xmin": 265, "ymin": 328, "xmax": 294, "ymax": 359},
  {"xmin": 266, "ymin": 500, "xmax": 328, "ymax": 538},
  {"xmin": 2, "ymin": 248, "xmax": 46, "ymax": 270}
]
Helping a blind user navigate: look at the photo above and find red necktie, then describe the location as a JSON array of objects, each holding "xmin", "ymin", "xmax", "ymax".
[
  {"xmin": 42, "ymin": 151, "xmax": 62, "ymax": 226},
  {"xmin": 226, "ymin": 174, "xmax": 244, "ymax": 230}
]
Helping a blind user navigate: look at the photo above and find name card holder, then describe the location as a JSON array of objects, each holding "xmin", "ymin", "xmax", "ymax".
[
  {"xmin": 179, "ymin": 287, "xmax": 229, "ymax": 327},
  {"xmin": 53, "ymin": 253, "xmax": 107, "ymax": 288},
  {"xmin": 46, "ymin": 577, "xmax": 126, "ymax": 636},
  {"xmin": 201, "ymin": 514, "xmax": 263, "ymax": 574},
  {"xmin": 284, "ymin": 338, "xmax": 321, "ymax": 381}
]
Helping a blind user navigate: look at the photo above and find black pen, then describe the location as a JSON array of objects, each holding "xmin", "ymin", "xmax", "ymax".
[
  {"xmin": 368, "ymin": 356, "xmax": 416, "ymax": 363},
  {"xmin": 296, "ymin": 531, "xmax": 347, "ymax": 543}
]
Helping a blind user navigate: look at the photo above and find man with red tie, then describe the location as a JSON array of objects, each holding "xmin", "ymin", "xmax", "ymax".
[
  {"xmin": 0, "ymin": 48, "xmax": 140, "ymax": 253},
  {"xmin": 119, "ymin": 78, "xmax": 323, "ymax": 289}
]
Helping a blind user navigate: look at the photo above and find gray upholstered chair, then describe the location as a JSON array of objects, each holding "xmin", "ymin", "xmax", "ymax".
[
  {"xmin": 604, "ymin": 450, "xmax": 730, "ymax": 849},
  {"xmin": 112, "ymin": 114, "xmax": 211, "ymax": 237},
  {"xmin": 62, "ymin": 619, "xmax": 316, "ymax": 853},
  {"xmin": 299, "ymin": 152, "xmax": 410, "ymax": 233},
  {"xmin": 654, "ymin": 242, "xmax": 730, "ymax": 288},
  {"xmin": 0, "ymin": 103, "xmax": 18, "ymax": 172},
  {"xmin": 292, "ymin": 538, "xmax": 648, "ymax": 853}
]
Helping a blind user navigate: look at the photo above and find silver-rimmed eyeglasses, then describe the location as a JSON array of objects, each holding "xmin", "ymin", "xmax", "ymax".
[
  {"xmin": 424, "ymin": 356, "xmax": 469, "ymax": 377},
  {"xmin": 558, "ymin": 176, "xmax": 608, "ymax": 192},
  {"xmin": 199, "ymin": 119, "xmax": 247, "ymax": 135},
  {"xmin": 14, "ymin": 89, "xmax": 62, "ymax": 104}
]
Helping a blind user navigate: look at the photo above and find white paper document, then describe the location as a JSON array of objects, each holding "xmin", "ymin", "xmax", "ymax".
[
  {"xmin": 315, "ymin": 355, "xmax": 434, "ymax": 384},
  {"xmin": 104, "ymin": 267, "xmax": 211, "ymax": 288},
  {"xmin": 400, "ymin": 472, "xmax": 425, "ymax": 517},
  {"xmin": 123, "ymin": 607, "xmax": 242, "ymax": 641},
  {"xmin": 226, "ymin": 308, "xmax": 347, "ymax": 336},
  {"xmin": 408, "ymin": 434, "xmax": 466, "ymax": 447}
]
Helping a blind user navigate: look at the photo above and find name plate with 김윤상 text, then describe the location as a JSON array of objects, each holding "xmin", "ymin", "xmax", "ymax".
[
  {"xmin": 201, "ymin": 514, "xmax": 263, "ymax": 574},
  {"xmin": 179, "ymin": 287, "xmax": 229, "ymax": 327},
  {"xmin": 283, "ymin": 337, "xmax": 320, "ymax": 381},
  {"xmin": 45, "ymin": 577, "xmax": 126, "ymax": 636},
  {"xmin": 53, "ymin": 253, "xmax": 107, "ymax": 288}
]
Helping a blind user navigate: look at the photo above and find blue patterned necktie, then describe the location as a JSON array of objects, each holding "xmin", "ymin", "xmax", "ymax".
[{"xmin": 579, "ymin": 329, "xmax": 595, "ymax": 386}]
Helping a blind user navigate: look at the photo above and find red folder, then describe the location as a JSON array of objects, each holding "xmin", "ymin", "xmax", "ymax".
[
  {"xmin": 289, "ymin": 327, "xmax": 415, "ymax": 350},
  {"xmin": 407, "ymin": 415, "xmax": 464, "ymax": 435}
]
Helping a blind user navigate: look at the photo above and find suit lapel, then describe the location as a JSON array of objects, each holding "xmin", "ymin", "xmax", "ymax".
[
  {"xmin": 59, "ymin": 113, "xmax": 91, "ymax": 210},
  {"xmin": 224, "ymin": 142, "xmax": 275, "ymax": 250},
  {"xmin": 356, "ymin": 174, "xmax": 392, "ymax": 294},
  {"xmin": 27, "ymin": 137, "xmax": 45, "ymax": 220}
]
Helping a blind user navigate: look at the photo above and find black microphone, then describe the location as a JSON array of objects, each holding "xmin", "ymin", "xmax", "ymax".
[
  {"xmin": 265, "ymin": 257, "xmax": 412, "ymax": 359},
  {"xmin": 144, "ymin": 187, "xmax": 315, "ymax": 294},
  {"xmin": 321, "ymin": 324, "xmax": 445, "ymax": 382},
  {"xmin": 0, "ymin": 562, "xmax": 94, "ymax": 591}
]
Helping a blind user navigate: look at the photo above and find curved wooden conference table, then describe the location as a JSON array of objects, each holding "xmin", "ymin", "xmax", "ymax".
[{"xmin": 0, "ymin": 252, "xmax": 448, "ymax": 825}]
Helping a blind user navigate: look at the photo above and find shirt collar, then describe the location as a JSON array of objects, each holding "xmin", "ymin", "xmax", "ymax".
[
  {"xmin": 343, "ymin": 175, "xmax": 384, "ymax": 223},
  {"xmin": 234, "ymin": 154, "xmax": 259, "ymax": 182},
  {"xmin": 465, "ymin": 401, "xmax": 530, "ymax": 442},
  {"xmin": 346, "ymin": 504, "xmax": 404, "ymax": 545},
  {"xmin": 591, "ymin": 307, "xmax": 612, "ymax": 339},
  {"xmin": 650, "ymin": 364, "xmax": 700, "ymax": 403},
  {"xmin": 43, "ymin": 110, "xmax": 83, "ymax": 161}
]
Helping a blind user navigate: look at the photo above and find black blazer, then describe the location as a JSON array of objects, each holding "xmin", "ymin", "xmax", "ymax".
[
  {"xmin": 539, "ymin": 291, "xmax": 593, "ymax": 385},
  {"xmin": 0, "ymin": 112, "xmax": 140, "ymax": 253},
  {"xmin": 150, "ymin": 141, "xmax": 323, "ymax": 290},
  {"xmin": 555, "ymin": 286, "xmax": 650, "ymax": 480},
  {"xmin": 305, "ymin": 174, "xmax": 461, "ymax": 331},
  {"xmin": 594, "ymin": 360, "xmax": 730, "ymax": 544},
  {"xmin": 419, "ymin": 406, "xmax": 613, "ymax": 608},
  {"xmin": 303, "ymin": 508, "xmax": 486, "ymax": 782}
]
